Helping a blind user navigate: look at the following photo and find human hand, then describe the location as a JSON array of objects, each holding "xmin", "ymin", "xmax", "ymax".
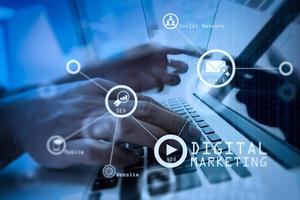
[
  {"xmin": 82, "ymin": 43, "xmax": 200, "ymax": 92},
  {"xmin": 1, "ymin": 79, "xmax": 201, "ymax": 169}
]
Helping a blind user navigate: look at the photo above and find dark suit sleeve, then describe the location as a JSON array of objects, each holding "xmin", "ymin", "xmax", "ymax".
[{"xmin": 0, "ymin": 86, "xmax": 23, "ymax": 169}]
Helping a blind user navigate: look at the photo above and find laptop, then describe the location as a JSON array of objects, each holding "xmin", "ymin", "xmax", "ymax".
[
  {"xmin": 80, "ymin": 0, "xmax": 300, "ymax": 199},
  {"xmin": 81, "ymin": 0, "xmax": 300, "ymax": 199},
  {"xmin": 1, "ymin": 0, "xmax": 299, "ymax": 200}
]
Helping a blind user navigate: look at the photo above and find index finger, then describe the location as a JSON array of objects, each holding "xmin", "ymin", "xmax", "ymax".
[{"xmin": 162, "ymin": 46, "xmax": 202, "ymax": 58}]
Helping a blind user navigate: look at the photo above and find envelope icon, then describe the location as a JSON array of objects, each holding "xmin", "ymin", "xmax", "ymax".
[{"xmin": 205, "ymin": 60, "xmax": 226, "ymax": 73}]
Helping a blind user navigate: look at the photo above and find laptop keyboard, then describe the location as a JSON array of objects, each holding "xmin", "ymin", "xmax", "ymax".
[{"xmin": 88, "ymin": 98, "xmax": 251, "ymax": 199}]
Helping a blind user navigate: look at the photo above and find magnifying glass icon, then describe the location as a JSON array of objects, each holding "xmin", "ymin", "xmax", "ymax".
[{"xmin": 114, "ymin": 91, "xmax": 130, "ymax": 107}]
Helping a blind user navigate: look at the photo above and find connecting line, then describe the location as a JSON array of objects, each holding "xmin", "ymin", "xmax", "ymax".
[
  {"xmin": 109, "ymin": 119, "xmax": 119, "ymax": 165},
  {"xmin": 131, "ymin": 115, "xmax": 158, "ymax": 141},
  {"xmin": 79, "ymin": 71, "xmax": 108, "ymax": 92},
  {"xmin": 177, "ymin": 118, "xmax": 189, "ymax": 137},
  {"xmin": 175, "ymin": 28, "xmax": 204, "ymax": 55},
  {"xmin": 236, "ymin": 67, "xmax": 278, "ymax": 70},
  {"xmin": 64, "ymin": 112, "xmax": 109, "ymax": 141}
]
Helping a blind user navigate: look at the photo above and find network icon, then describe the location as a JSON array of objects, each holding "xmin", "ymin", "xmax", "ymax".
[{"xmin": 162, "ymin": 13, "xmax": 179, "ymax": 29}]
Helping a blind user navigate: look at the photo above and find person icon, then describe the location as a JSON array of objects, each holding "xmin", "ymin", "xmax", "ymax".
[
  {"xmin": 166, "ymin": 17, "xmax": 171, "ymax": 26},
  {"xmin": 166, "ymin": 16, "xmax": 176, "ymax": 27}
]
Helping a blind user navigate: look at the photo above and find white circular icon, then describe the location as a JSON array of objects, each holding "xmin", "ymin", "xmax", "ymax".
[
  {"xmin": 279, "ymin": 61, "xmax": 293, "ymax": 76},
  {"xmin": 154, "ymin": 134, "xmax": 187, "ymax": 168},
  {"xmin": 66, "ymin": 59, "xmax": 81, "ymax": 74},
  {"xmin": 102, "ymin": 164, "xmax": 116, "ymax": 178},
  {"xmin": 162, "ymin": 13, "xmax": 179, "ymax": 30},
  {"xmin": 197, "ymin": 49, "xmax": 236, "ymax": 88},
  {"xmin": 46, "ymin": 135, "xmax": 66, "ymax": 155},
  {"xmin": 105, "ymin": 85, "xmax": 138, "ymax": 118}
]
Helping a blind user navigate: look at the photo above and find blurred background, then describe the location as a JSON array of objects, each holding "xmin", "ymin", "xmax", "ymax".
[
  {"xmin": 0, "ymin": 0, "xmax": 151, "ymax": 89},
  {"xmin": 1, "ymin": 0, "xmax": 299, "ymax": 89}
]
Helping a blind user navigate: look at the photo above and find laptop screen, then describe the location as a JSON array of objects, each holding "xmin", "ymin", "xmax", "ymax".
[
  {"xmin": 195, "ymin": 0, "xmax": 300, "ymax": 150},
  {"xmin": 78, "ymin": 0, "xmax": 300, "ymax": 151}
]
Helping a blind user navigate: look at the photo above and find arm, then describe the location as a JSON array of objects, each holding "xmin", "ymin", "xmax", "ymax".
[
  {"xmin": 0, "ymin": 97, "xmax": 23, "ymax": 169},
  {"xmin": 2, "ymin": 44, "xmax": 196, "ymax": 97},
  {"xmin": 56, "ymin": 44, "xmax": 198, "ymax": 92}
]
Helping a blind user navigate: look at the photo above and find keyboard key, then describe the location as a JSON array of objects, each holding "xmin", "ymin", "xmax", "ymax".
[
  {"xmin": 168, "ymin": 99, "xmax": 179, "ymax": 103},
  {"xmin": 169, "ymin": 101, "xmax": 180, "ymax": 105},
  {"xmin": 169, "ymin": 101, "xmax": 180, "ymax": 106},
  {"xmin": 199, "ymin": 142, "xmax": 212, "ymax": 151},
  {"xmin": 191, "ymin": 113, "xmax": 200, "ymax": 118},
  {"xmin": 180, "ymin": 113, "xmax": 189, "ymax": 118},
  {"xmin": 231, "ymin": 162, "xmax": 251, "ymax": 178},
  {"xmin": 193, "ymin": 116, "xmax": 204, "ymax": 122},
  {"xmin": 201, "ymin": 126, "xmax": 214, "ymax": 134},
  {"xmin": 128, "ymin": 143, "xmax": 143, "ymax": 149},
  {"xmin": 174, "ymin": 109, "xmax": 185, "ymax": 113},
  {"xmin": 173, "ymin": 106, "xmax": 183, "ymax": 110},
  {"xmin": 121, "ymin": 168, "xmax": 142, "ymax": 199},
  {"xmin": 235, "ymin": 0, "xmax": 247, "ymax": 4},
  {"xmin": 200, "ymin": 161, "xmax": 231, "ymax": 184},
  {"xmin": 197, "ymin": 149, "xmax": 219, "ymax": 162},
  {"xmin": 247, "ymin": 0, "xmax": 263, "ymax": 9},
  {"xmin": 260, "ymin": 0, "xmax": 273, "ymax": 11},
  {"xmin": 184, "ymin": 106, "xmax": 193, "ymax": 110},
  {"xmin": 189, "ymin": 138, "xmax": 211, "ymax": 151},
  {"xmin": 197, "ymin": 121, "xmax": 208, "ymax": 128},
  {"xmin": 92, "ymin": 177, "xmax": 118, "ymax": 191},
  {"xmin": 88, "ymin": 192, "xmax": 101, "ymax": 200},
  {"xmin": 161, "ymin": 102, "xmax": 168, "ymax": 106},
  {"xmin": 176, "ymin": 173, "xmax": 201, "ymax": 191},
  {"xmin": 187, "ymin": 109, "xmax": 196, "ymax": 114},
  {"xmin": 147, "ymin": 169, "xmax": 169, "ymax": 184},
  {"xmin": 213, "ymin": 142, "xmax": 228, "ymax": 151},
  {"xmin": 173, "ymin": 160, "xmax": 196, "ymax": 175},
  {"xmin": 221, "ymin": 152, "xmax": 238, "ymax": 163},
  {"xmin": 170, "ymin": 105, "xmax": 182, "ymax": 110},
  {"xmin": 147, "ymin": 169, "xmax": 171, "ymax": 196},
  {"xmin": 207, "ymin": 133, "xmax": 222, "ymax": 142}
]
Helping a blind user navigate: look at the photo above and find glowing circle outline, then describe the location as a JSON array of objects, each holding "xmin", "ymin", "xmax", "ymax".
[
  {"xmin": 196, "ymin": 49, "xmax": 236, "ymax": 88},
  {"xmin": 105, "ymin": 85, "xmax": 138, "ymax": 118},
  {"xmin": 154, "ymin": 134, "xmax": 187, "ymax": 168}
]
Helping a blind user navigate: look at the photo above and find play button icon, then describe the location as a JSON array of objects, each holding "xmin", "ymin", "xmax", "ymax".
[
  {"xmin": 154, "ymin": 134, "xmax": 187, "ymax": 168},
  {"xmin": 166, "ymin": 144, "xmax": 177, "ymax": 156}
]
